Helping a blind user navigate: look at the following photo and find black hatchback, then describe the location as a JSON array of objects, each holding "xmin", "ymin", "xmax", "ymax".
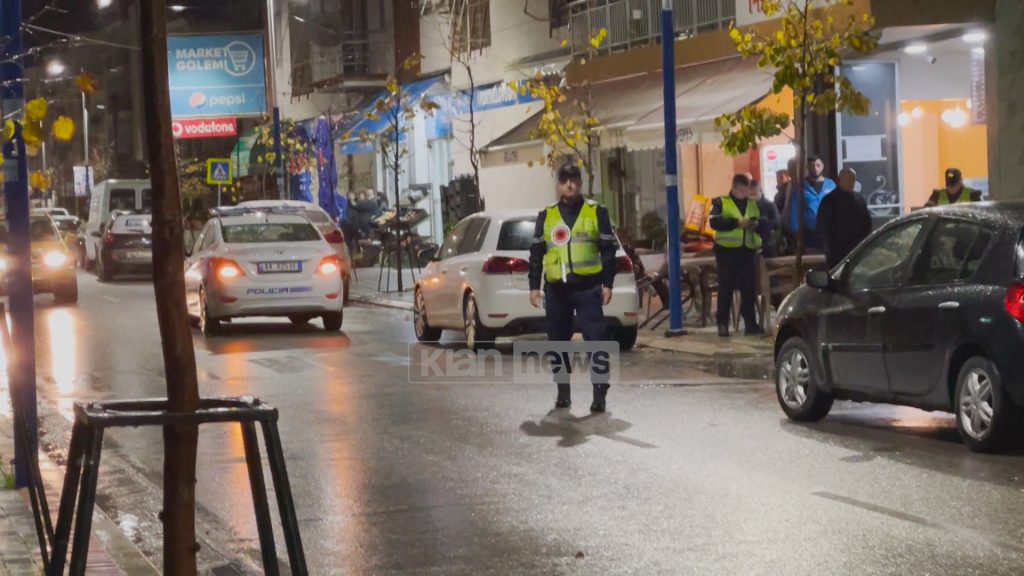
[{"xmin": 774, "ymin": 201, "xmax": 1024, "ymax": 452}]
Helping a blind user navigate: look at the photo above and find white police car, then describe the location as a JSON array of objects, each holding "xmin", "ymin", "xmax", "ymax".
[{"xmin": 185, "ymin": 210, "xmax": 344, "ymax": 335}]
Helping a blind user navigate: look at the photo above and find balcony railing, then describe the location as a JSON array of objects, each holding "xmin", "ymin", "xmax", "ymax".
[
  {"xmin": 567, "ymin": 0, "xmax": 735, "ymax": 56},
  {"xmin": 291, "ymin": 37, "xmax": 391, "ymax": 97}
]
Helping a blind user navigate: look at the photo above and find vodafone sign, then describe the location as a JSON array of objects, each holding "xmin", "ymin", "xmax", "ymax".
[{"xmin": 171, "ymin": 117, "xmax": 237, "ymax": 140}]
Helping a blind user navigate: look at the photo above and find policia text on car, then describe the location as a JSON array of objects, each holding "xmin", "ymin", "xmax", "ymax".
[{"xmin": 528, "ymin": 164, "xmax": 618, "ymax": 413}]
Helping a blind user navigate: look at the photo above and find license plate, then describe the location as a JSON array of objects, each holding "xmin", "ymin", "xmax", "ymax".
[
  {"xmin": 126, "ymin": 251, "xmax": 150, "ymax": 260},
  {"xmin": 257, "ymin": 261, "xmax": 301, "ymax": 274}
]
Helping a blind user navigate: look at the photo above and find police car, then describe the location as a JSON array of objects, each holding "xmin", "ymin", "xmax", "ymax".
[
  {"xmin": 185, "ymin": 209, "xmax": 344, "ymax": 335},
  {"xmin": 413, "ymin": 210, "xmax": 640, "ymax": 350}
]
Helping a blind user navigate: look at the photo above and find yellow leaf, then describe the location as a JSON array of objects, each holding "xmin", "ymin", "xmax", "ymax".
[
  {"xmin": 527, "ymin": 161, "xmax": 534, "ymax": 168},
  {"xmin": 21, "ymin": 122, "xmax": 43, "ymax": 146},
  {"xmin": 560, "ymin": 39, "xmax": 568, "ymax": 48},
  {"xmin": 2, "ymin": 120, "xmax": 13, "ymax": 143},
  {"xmin": 51, "ymin": 116, "xmax": 75, "ymax": 142},
  {"xmin": 75, "ymin": 73, "xmax": 97, "ymax": 95},
  {"xmin": 26, "ymin": 98, "xmax": 48, "ymax": 123}
]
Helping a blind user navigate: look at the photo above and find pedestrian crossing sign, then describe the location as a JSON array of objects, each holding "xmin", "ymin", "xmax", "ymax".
[{"xmin": 206, "ymin": 159, "xmax": 233, "ymax": 185}]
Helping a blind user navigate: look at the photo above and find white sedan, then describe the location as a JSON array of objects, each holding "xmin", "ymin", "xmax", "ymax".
[
  {"xmin": 185, "ymin": 212, "xmax": 344, "ymax": 335},
  {"xmin": 413, "ymin": 210, "xmax": 640, "ymax": 350}
]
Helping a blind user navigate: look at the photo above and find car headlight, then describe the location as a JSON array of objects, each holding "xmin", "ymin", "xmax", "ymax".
[{"xmin": 43, "ymin": 252, "xmax": 68, "ymax": 268}]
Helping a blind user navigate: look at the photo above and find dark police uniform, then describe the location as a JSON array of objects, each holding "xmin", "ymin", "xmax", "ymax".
[
  {"xmin": 709, "ymin": 193, "xmax": 765, "ymax": 337},
  {"xmin": 528, "ymin": 195, "xmax": 617, "ymax": 412}
]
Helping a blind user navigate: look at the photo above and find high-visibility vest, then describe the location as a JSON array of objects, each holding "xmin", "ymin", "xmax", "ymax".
[
  {"xmin": 934, "ymin": 187, "xmax": 977, "ymax": 205},
  {"xmin": 543, "ymin": 201, "xmax": 602, "ymax": 283},
  {"xmin": 714, "ymin": 196, "xmax": 763, "ymax": 250}
]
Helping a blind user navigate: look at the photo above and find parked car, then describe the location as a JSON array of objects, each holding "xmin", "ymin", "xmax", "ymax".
[
  {"xmin": 185, "ymin": 211, "xmax": 344, "ymax": 335},
  {"xmin": 0, "ymin": 215, "xmax": 78, "ymax": 304},
  {"xmin": 96, "ymin": 211, "xmax": 153, "ymax": 281},
  {"xmin": 33, "ymin": 207, "xmax": 71, "ymax": 218},
  {"xmin": 84, "ymin": 179, "xmax": 152, "ymax": 270},
  {"xmin": 236, "ymin": 200, "xmax": 352, "ymax": 303},
  {"xmin": 413, "ymin": 210, "xmax": 640, "ymax": 351},
  {"xmin": 774, "ymin": 201, "xmax": 1024, "ymax": 453}
]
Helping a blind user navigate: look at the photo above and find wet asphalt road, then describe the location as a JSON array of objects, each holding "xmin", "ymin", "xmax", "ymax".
[{"xmin": 11, "ymin": 270, "xmax": 1024, "ymax": 575}]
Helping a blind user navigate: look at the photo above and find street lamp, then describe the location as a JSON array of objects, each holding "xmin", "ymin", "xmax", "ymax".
[{"xmin": 46, "ymin": 59, "xmax": 66, "ymax": 77}]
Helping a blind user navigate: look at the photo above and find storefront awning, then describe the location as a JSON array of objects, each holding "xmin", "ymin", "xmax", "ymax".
[
  {"xmin": 485, "ymin": 57, "xmax": 774, "ymax": 153},
  {"xmin": 337, "ymin": 75, "xmax": 447, "ymax": 156}
]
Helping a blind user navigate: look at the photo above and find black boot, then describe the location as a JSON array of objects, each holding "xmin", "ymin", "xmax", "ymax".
[
  {"xmin": 555, "ymin": 384, "xmax": 571, "ymax": 409},
  {"xmin": 718, "ymin": 324, "xmax": 731, "ymax": 338},
  {"xmin": 590, "ymin": 384, "xmax": 610, "ymax": 413}
]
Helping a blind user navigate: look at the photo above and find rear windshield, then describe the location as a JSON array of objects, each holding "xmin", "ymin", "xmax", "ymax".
[
  {"xmin": 497, "ymin": 219, "xmax": 535, "ymax": 251},
  {"xmin": 110, "ymin": 189, "xmax": 137, "ymax": 212},
  {"xmin": 222, "ymin": 223, "xmax": 320, "ymax": 244},
  {"xmin": 303, "ymin": 210, "xmax": 331, "ymax": 225},
  {"xmin": 55, "ymin": 220, "xmax": 80, "ymax": 232},
  {"xmin": 113, "ymin": 215, "xmax": 152, "ymax": 233},
  {"xmin": 0, "ymin": 219, "xmax": 60, "ymax": 243}
]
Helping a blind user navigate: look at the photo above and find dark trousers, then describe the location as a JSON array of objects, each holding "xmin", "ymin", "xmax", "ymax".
[
  {"xmin": 544, "ymin": 283, "xmax": 607, "ymax": 385},
  {"xmin": 714, "ymin": 247, "xmax": 758, "ymax": 331}
]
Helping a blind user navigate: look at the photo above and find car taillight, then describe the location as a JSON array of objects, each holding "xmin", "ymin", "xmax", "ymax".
[
  {"xmin": 482, "ymin": 256, "xmax": 529, "ymax": 274},
  {"xmin": 317, "ymin": 255, "xmax": 340, "ymax": 276},
  {"xmin": 1005, "ymin": 283, "xmax": 1024, "ymax": 323},
  {"xmin": 324, "ymin": 230, "xmax": 344, "ymax": 244},
  {"xmin": 616, "ymin": 255, "xmax": 634, "ymax": 274},
  {"xmin": 211, "ymin": 257, "xmax": 245, "ymax": 281},
  {"xmin": 104, "ymin": 229, "xmax": 114, "ymax": 246}
]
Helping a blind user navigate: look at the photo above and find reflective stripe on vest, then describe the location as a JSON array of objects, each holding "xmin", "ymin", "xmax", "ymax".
[
  {"xmin": 714, "ymin": 196, "xmax": 762, "ymax": 250},
  {"xmin": 542, "ymin": 202, "xmax": 602, "ymax": 282},
  {"xmin": 936, "ymin": 188, "xmax": 976, "ymax": 205}
]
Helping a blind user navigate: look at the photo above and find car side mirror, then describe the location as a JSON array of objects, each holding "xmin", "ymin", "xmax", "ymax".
[{"xmin": 806, "ymin": 270, "xmax": 832, "ymax": 291}]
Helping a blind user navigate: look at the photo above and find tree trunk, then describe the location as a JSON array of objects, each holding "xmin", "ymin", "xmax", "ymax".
[
  {"xmin": 138, "ymin": 1, "xmax": 202, "ymax": 573},
  {"xmin": 466, "ymin": 63, "xmax": 481, "ymax": 209},
  {"xmin": 794, "ymin": 104, "xmax": 808, "ymax": 276}
]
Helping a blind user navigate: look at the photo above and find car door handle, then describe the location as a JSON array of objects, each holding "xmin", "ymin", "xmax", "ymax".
[
  {"xmin": 938, "ymin": 301, "xmax": 960, "ymax": 310},
  {"xmin": 867, "ymin": 306, "xmax": 886, "ymax": 315}
]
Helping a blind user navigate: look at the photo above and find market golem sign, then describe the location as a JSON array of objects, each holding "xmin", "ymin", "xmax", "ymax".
[{"xmin": 168, "ymin": 34, "xmax": 267, "ymax": 119}]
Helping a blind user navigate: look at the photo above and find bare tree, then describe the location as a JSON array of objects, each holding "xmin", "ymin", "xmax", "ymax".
[{"xmin": 139, "ymin": 1, "xmax": 202, "ymax": 572}]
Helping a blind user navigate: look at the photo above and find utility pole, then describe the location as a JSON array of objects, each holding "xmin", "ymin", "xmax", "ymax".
[
  {"xmin": 661, "ymin": 0, "xmax": 685, "ymax": 337},
  {"xmin": 1, "ymin": 0, "xmax": 40, "ymax": 489}
]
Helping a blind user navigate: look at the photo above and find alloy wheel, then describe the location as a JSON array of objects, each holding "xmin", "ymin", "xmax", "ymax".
[
  {"xmin": 414, "ymin": 291, "xmax": 427, "ymax": 338},
  {"xmin": 778, "ymin": 349, "xmax": 810, "ymax": 410},
  {"xmin": 464, "ymin": 297, "xmax": 477, "ymax": 349},
  {"xmin": 959, "ymin": 368, "xmax": 995, "ymax": 440}
]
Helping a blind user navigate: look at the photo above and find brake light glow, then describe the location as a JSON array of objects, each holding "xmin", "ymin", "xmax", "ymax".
[
  {"xmin": 482, "ymin": 256, "xmax": 529, "ymax": 274},
  {"xmin": 212, "ymin": 257, "xmax": 245, "ymax": 281},
  {"xmin": 1005, "ymin": 283, "xmax": 1024, "ymax": 323},
  {"xmin": 317, "ymin": 255, "xmax": 341, "ymax": 276},
  {"xmin": 323, "ymin": 230, "xmax": 344, "ymax": 244},
  {"xmin": 104, "ymin": 229, "xmax": 114, "ymax": 246},
  {"xmin": 616, "ymin": 255, "xmax": 634, "ymax": 274}
]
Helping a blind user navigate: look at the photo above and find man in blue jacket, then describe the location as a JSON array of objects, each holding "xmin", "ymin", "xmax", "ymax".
[{"xmin": 786, "ymin": 155, "xmax": 835, "ymax": 250}]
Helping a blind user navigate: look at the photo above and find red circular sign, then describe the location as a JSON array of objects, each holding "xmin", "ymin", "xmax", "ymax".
[
  {"xmin": 551, "ymin": 225, "xmax": 570, "ymax": 246},
  {"xmin": 766, "ymin": 150, "xmax": 778, "ymax": 161},
  {"xmin": 171, "ymin": 122, "xmax": 184, "ymax": 138}
]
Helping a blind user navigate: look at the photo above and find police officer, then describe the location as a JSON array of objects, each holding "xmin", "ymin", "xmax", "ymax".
[
  {"xmin": 925, "ymin": 168, "xmax": 982, "ymax": 206},
  {"xmin": 709, "ymin": 173, "xmax": 766, "ymax": 338},
  {"xmin": 529, "ymin": 164, "xmax": 618, "ymax": 413}
]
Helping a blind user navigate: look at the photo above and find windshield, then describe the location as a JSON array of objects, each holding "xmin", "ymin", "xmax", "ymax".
[
  {"xmin": 0, "ymin": 219, "xmax": 61, "ymax": 243},
  {"xmin": 222, "ymin": 223, "xmax": 320, "ymax": 244},
  {"xmin": 55, "ymin": 220, "xmax": 80, "ymax": 233},
  {"xmin": 497, "ymin": 219, "xmax": 535, "ymax": 251}
]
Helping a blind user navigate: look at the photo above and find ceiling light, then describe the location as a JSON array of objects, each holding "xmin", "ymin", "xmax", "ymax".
[
  {"xmin": 45, "ymin": 59, "xmax": 66, "ymax": 77},
  {"xmin": 911, "ymin": 106, "xmax": 924, "ymax": 119},
  {"xmin": 292, "ymin": 15, "xmax": 306, "ymax": 22},
  {"xmin": 962, "ymin": 31, "xmax": 988, "ymax": 44},
  {"xmin": 942, "ymin": 107, "xmax": 968, "ymax": 129},
  {"xmin": 898, "ymin": 112, "xmax": 911, "ymax": 127},
  {"xmin": 168, "ymin": 4, "xmax": 186, "ymax": 12},
  {"xmin": 96, "ymin": 0, "xmax": 113, "ymax": 8},
  {"xmin": 903, "ymin": 43, "xmax": 928, "ymax": 55}
]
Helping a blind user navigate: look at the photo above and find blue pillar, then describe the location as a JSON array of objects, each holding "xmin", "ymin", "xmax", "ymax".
[
  {"xmin": 1, "ymin": 0, "xmax": 40, "ymax": 488},
  {"xmin": 661, "ymin": 2, "xmax": 685, "ymax": 337}
]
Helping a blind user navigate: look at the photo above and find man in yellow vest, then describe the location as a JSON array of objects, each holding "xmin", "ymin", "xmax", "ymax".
[
  {"xmin": 528, "ymin": 164, "xmax": 618, "ymax": 412},
  {"xmin": 709, "ymin": 173, "xmax": 766, "ymax": 338},
  {"xmin": 925, "ymin": 168, "xmax": 982, "ymax": 207}
]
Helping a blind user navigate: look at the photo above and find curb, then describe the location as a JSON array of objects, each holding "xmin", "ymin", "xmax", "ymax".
[
  {"xmin": 349, "ymin": 295, "xmax": 415, "ymax": 311},
  {"xmin": 636, "ymin": 334, "xmax": 773, "ymax": 359}
]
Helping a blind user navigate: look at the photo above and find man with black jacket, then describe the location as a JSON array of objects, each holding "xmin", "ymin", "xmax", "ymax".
[
  {"xmin": 816, "ymin": 167, "xmax": 873, "ymax": 269},
  {"xmin": 528, "ymin": 164, "xmax": 618, "ymax": 413}
]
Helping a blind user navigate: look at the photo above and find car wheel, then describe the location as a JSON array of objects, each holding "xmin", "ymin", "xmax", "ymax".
[
  {"xmin": 322, "ymin": 311, "xmax": 343, "ymax": 332},
  {"xmin": 775, "ymin": 337, "xmax": 833, "ymax": 422},
  {"xmin": 955, "ymin": 357, "xmax": 1022, "ymax": 453},
  {"xmin": 463, "ymin": 293, "xmax": 492, "ymax": 351},
  {"xmin": 54, "ymin": 279, "xmax": 79, "ymax": 305},
  {"xmin": 343, "ymin": 275, "xmax": 351, "ymax": 305},
  {"xmin": 609, "ymin": 325, "xmax": 638, "ymax": 352},
  {"xmin": 414, "ymin": 288, "xmax": 442, "ymax": 342},
  {"xmin": 289, "ymin": 315, "xmax": 312, "ymax": 325},
  {"xmin": 199, "ymin": 289, "xmax": 221, "ymax": 336}
]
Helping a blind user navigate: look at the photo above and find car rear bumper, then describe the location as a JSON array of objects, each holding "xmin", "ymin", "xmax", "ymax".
[
  {"xmin": 477, "ymin": 283, "xmax": 640, "ymax": 331},
  {"xmin": 206, "ymin": 277, "xmax": 343, "ymax": 319}
]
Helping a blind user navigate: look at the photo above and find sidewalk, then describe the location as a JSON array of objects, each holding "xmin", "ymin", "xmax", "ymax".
[
  {"xmin": 348, "ymin": 266, "xmax": 415, "ymax": 310},
  {"xmin": 0, "ymin": 414, "xmax": 158, "ymax": 576}
]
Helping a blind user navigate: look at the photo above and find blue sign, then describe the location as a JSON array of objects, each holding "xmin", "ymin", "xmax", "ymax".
[
  {"xmin": 428, "ymin": 80, "xmax": 539, "ymax": 140},
  {"xmin": 168, "ymin": 34, "xmax": 267, "ymax": 119},
  {"xmin": 206, "ymin": 159, "xmax": 233, "ymax": 185}
]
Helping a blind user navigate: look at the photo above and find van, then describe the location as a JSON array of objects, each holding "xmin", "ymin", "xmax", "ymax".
[{"xmin": 84, "ymin": 180, "xmax": 152, "ymax": 269}]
